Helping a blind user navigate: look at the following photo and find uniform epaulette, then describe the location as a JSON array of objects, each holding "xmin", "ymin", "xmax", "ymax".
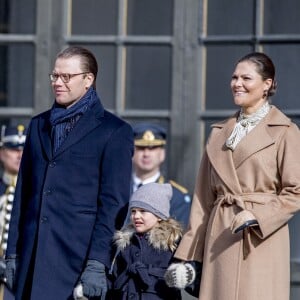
[
  {"xmin": 158, "ymin": 176, "xmax": 165, "ymax": 184},
  {"xmin": 169, "ymin": 180, "xmax": 188, "ymax": 194}
]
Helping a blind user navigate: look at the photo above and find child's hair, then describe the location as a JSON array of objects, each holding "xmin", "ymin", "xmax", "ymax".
[
  {"xmin": 149, "ymin": 219, "xmax": 183, "ymax": 252},
  {"xmin": 129, "ymin": 183, "xmax": 172, "ymax": 220},
  {"xmin": 114, "ymin": 219, "xmax": 183, "ymax": 252}
]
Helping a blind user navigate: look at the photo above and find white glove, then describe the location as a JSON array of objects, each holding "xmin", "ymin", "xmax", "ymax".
[
  {"xmin": 164, "ymin": 263, "xmax": 196, "ymax": 289},
  {"xmin": 73, "ymin": 284, "xmax": 88, "ymax": 300}
]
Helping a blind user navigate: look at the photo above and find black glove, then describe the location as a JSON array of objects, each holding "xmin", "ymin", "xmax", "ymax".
[
  {"xmin": 5, "ymin": 256, "xmax": 17, "ymax": 291},
  {"xmin": 164, "ymin": 262, "xmax": 196, "ymax": 289},
  {"xmin": 79, "ymin": 260, "xmax": 107, "ymax": 299},
  {"xmin": 0, "ymin": 257, "xmax": 6, "ymax": 281},
  {"xmin": 233, "ymin": 219, "xmax": 258, "ymax": 233}
]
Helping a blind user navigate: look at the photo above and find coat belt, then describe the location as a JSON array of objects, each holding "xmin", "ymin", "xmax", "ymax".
[
  {"xmin": 114, "ymin": 262, "xmax": 166, "ymax": 290},
  {"xmin": 212, "ymin": 192, "xmax": 271, "ymax": 259}
]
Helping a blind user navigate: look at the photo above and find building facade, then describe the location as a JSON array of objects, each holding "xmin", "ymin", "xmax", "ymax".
[{"xmin": 1, "ymin": 1, "xmax": 300, "ymax": 298}]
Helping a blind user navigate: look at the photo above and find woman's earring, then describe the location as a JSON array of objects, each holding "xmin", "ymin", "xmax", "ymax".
[{"xmin": 263, "ymin": 90, "xmax": 268, "ymax": 98}]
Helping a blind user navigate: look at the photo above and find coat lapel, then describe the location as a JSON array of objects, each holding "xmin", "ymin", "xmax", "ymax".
[
  {"xmin": 206, "ymin": 114, "xmax": 242, "ymax": 194},
  {"xmin": 206, "ymin": 106, "xmax": 291, "ymax": 194},
  {"xmin": 232, "ymin": 123, "xmax": 274, "ymax": 168},
  {"xmin": 53, "ymin": 102, "xmax": 104, "ymax": 158},
  {"xmin": 39, "ymin": 111, "xmax": 53, "ymax": 161},
  {"xmin": 38, "ymin": 101, "xmax": 104, "ymax": 160},
  {"xmin": 232, "ymin": 106, "xmax": 290, "ymax": 168}
]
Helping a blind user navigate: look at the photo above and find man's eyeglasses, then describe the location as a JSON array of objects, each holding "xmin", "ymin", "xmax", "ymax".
[{"xmin": 49, "ymin": 72, "xmax": 89, "ymax": 83}]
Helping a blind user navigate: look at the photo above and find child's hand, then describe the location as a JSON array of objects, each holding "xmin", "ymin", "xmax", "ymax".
[
  {"xmin": 164, "ymin": 262, "xmax": 196, "ymax": 289},
  {"xmin": 73, "ymin": 284, "xmax": 88, "ymax": 300}
]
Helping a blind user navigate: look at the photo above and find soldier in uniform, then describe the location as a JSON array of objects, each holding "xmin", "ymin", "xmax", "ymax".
[
  {"xmin": 132, "ymin": 123, "xmax": 191, "ymax": 229},
  {"xmin": 0, "ymin": 124, "xmax": 26, "ymax": 300}
]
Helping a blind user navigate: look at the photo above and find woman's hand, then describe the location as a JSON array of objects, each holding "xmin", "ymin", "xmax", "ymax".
[{"xmin": 231, "ymin": 210, "xmax": 258, "ymax": 234}]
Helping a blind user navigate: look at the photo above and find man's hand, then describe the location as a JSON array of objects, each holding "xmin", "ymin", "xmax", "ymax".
[{"xmin": 76, "ymin": 260, "xmax": 107, "ymax": 299}]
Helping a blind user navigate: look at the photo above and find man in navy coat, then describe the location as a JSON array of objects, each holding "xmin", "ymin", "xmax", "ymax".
[
  {"xmin": 5, "ymin": 46, "xmax": 134, "ymax": 300},
  {"xmin": 131, "ymin": 123, "xmax": 191, "ymax": 229}
]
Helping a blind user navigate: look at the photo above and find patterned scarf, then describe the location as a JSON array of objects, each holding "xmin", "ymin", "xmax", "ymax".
[
  {"xmin": 226, "ymin": 101, "xmax": 271, "ymax": 151},
  {"xmin": 50, "ymin": 87, "xmax": 98, "ymax": 152}
]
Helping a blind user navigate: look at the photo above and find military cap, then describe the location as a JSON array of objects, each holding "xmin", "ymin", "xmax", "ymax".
[
  {"xmin": 133, "ymin": 123, "xmax": 166, "ymax": 147},
  {"xmin": 0, "ymin": 124, "xmax": 27, "ymax": 149}
]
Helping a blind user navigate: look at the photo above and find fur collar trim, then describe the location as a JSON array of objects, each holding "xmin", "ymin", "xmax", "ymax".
[{"xmin": 114, "ymin": 219, "xmax": 183, "ymax": 252}]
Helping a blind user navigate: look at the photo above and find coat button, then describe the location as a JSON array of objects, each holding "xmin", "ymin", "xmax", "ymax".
[
  {"xmin": 135, "ymin": 252, "xmax": 140, "ymax": 257},
  {"xmin": 43, "ymin": 189, "xmax": 52, "ymax": 195},
  {"xmin": 41, "ymin": 216, "xmax": 48, "ymax": 223},
  {"xmin": 49, "ymin": 161, "xmax": 56, "ymax": 168}
]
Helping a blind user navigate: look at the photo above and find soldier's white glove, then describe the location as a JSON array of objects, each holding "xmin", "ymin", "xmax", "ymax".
[{"xmin": 164, "ymin": 262, "xmax": 196, "ymax": 289}]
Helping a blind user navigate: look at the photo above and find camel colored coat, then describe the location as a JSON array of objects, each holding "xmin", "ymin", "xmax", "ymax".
[{"xmin": 175, "ymin": 106, "xmax": 300, "ymax": 300}]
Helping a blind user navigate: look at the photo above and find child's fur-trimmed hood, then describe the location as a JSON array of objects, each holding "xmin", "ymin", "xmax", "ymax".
[{"xmin": 114, "ymin": 218, "xmax": 183, "ymax": 252}]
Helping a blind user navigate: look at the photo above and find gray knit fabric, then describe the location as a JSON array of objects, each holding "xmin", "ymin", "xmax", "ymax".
[{"xmin": 129, "ymin": 183, "xmax": 172, "ymax": 220}]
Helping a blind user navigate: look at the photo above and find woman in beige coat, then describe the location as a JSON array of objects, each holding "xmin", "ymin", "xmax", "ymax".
[{"xmin": 165, "ymin": 52, "xmax": 300, "ymax": 300}]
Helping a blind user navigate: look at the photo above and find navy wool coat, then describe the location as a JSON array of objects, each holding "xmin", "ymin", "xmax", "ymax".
[
  {"xmin": 6, "ymin": 98, "xmax": 134, "ymax": 299},
  {"xmin": 108, "ymin": 221, "xmax": 182, "ymax": 300}
]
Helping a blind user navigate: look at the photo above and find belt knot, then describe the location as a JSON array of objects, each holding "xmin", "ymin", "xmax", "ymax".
[{"xmin": 215, "ymin": 193, "xmax": 245, "ymax": 209}]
